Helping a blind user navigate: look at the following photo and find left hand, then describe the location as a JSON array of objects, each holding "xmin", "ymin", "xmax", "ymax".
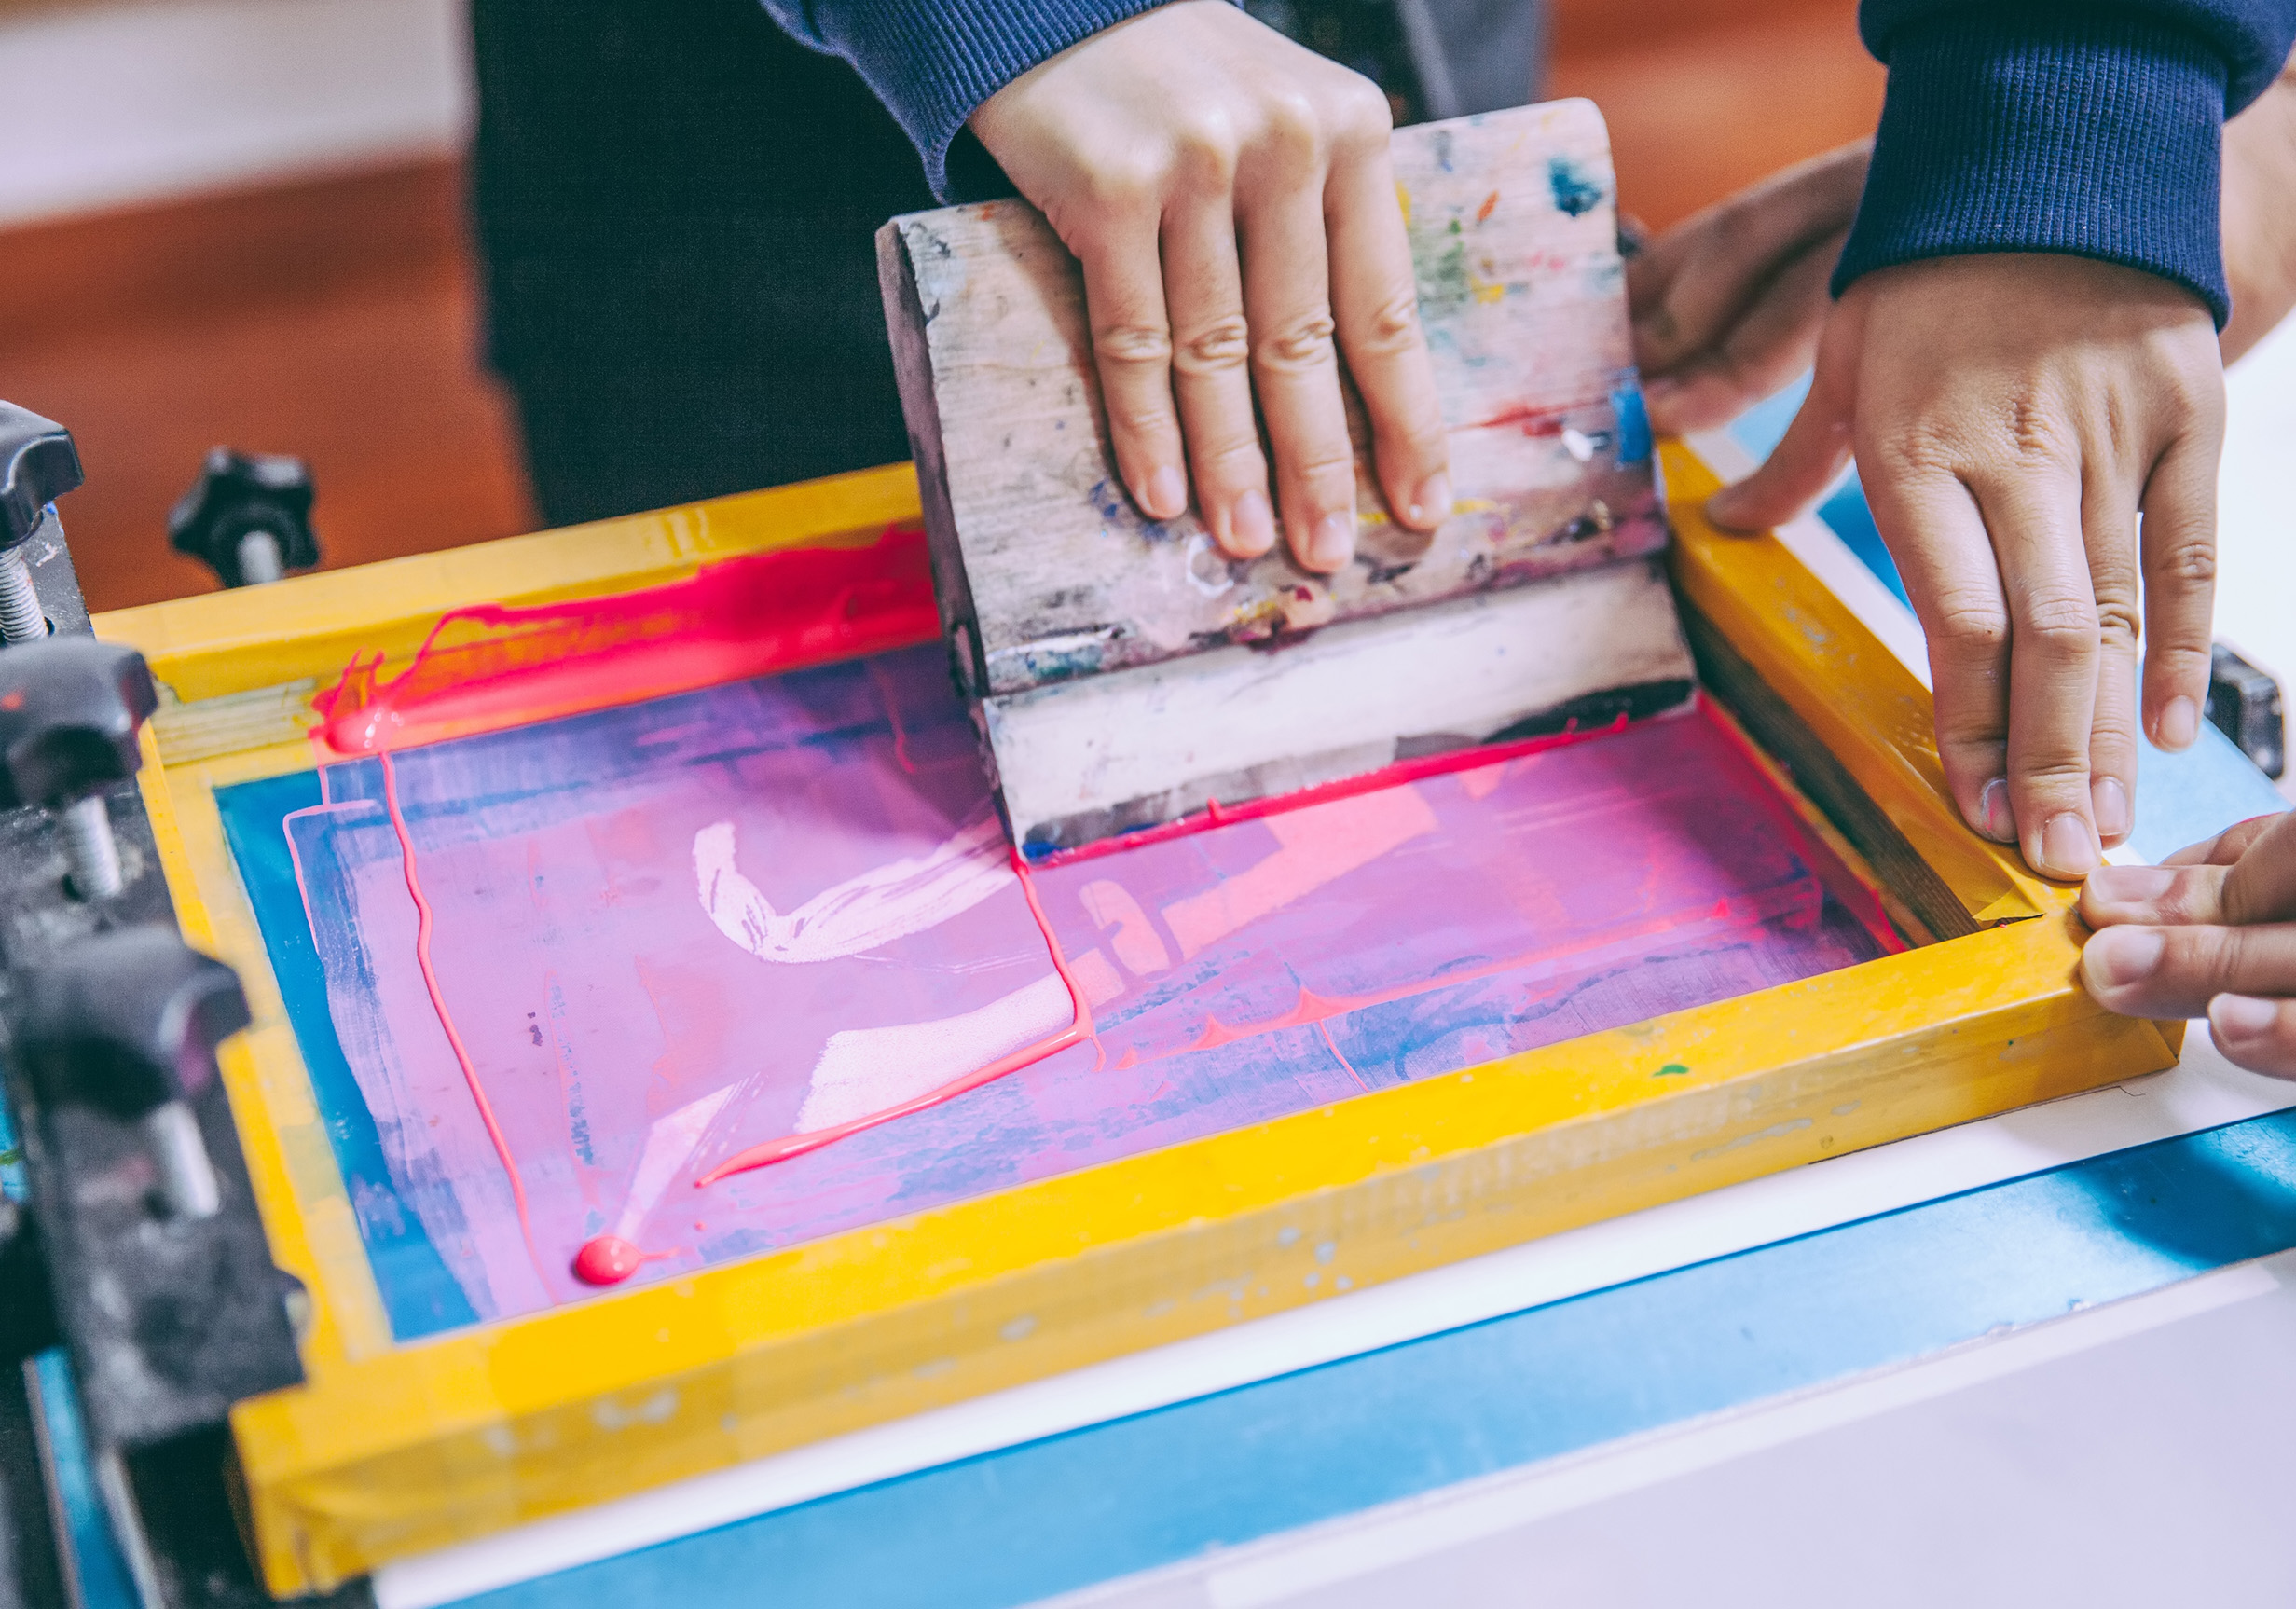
[
  {"xmin": 1629, "ymin": 141, "xmax": 1869, "ymax": 435},
  {"xmin": 2082, "ymin": 811, "xmax": 2296, "ymax": 1076},
  {"xmin": 1700, "ymin": 254, "xmax": 2226, "ymax": 883}
]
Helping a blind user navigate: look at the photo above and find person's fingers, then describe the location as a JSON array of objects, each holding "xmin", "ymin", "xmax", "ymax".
[
  {"xmin": 1162, "ymin": 194, "xmax": 1275, "ymax": 558},
  {"xmin": 2217, "ymin": 809, "xmax": 2296, "ymax": 920},
  {"xmin": 2138, "ymin": 427, "xmax": 2221, "ymax": 750},
  {"xmin": 1864, "ymin": 469, "xmax": 2015, "ymax": 842},
  {"xmin": 1238, "ymin": 154, "xmax": 1356, "ymax": 572},
  {"xmin": 2078, "ymin": 468, "xmax": 2142, "ymax": 848},
  {"xmin": 1076, "ymin": 217, "xmax": 1188, "ymax": 522},
  {"xmin": 2086, "ymin": 812, "xmax": 2296, "ymax": 926},
  {"xmin": 1973, "ymin": 470, "xmax": 2102, "ymax": 878},
  {"xmin": 2206, "ymin": 995, "xmax": 2296, "ymax": 1078},
  {"xmin": 1704, "ymin": 289, "xmax": 1864, "ymax": 532},
  {"xmin": 2082, "ymin": 918, "xmax": 2296, "ymax": 1021},
  {"xmin": 2083, "ymin": 863, "xmax": 2230, "ymax": 928},
  {"xmin": 1642, "ymin": 227, "xmax": 1845, "ymax": 435},
  {"xmin": 1326, "ymin": 137, "xmax": 1450, "ymax": 531},
  {"xmin": 2163, "ymin": 812, "xmax": 2287, "ymax": 868},
  {"xmin": 1629, "ymin": 143, "xmax": 1869, "ymax": 378}
]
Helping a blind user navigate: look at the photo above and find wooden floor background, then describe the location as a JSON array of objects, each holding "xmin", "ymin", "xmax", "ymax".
[{"xmin": 4, "ymin": 0, "xmax": 1880, "ymax": 613}]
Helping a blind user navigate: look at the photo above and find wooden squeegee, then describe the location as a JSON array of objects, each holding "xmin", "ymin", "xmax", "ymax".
[{"xmin": 878, "ymin": 99, "xmax": 1694, "ymax": 857}]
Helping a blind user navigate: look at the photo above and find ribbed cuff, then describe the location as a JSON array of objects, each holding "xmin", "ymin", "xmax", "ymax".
[
  {"xmin": 1835, "ymin": 7, "xmax": 2230, "ymax": 326},
  {"xmin": 832, "ymin": 0, "xmax": 1173, "ymax": 200}
]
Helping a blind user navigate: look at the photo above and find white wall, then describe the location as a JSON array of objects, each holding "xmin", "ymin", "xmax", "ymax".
[{"xmin": 0, "ymin": 0, "xmax": 468, "ymax": 227}]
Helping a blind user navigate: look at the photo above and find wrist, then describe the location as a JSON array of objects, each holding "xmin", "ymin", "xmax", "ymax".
[{"xmin": 1835, "ymin": 7, "xmax": 2230, "ymax": 325}]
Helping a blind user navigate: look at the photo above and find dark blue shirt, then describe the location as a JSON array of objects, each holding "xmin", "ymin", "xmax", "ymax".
[{"xmin": 764, "ymin": 0, "xmax": 2296, "ymax": 328}]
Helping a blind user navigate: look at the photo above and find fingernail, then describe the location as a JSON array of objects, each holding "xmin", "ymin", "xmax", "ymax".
[
  {"xmin": 1144, "ymin": 465, "xmax": 1187, "ymax": 521},
  {"xmin": 1230, "ymin": 489, "xmax": 1275, "ymax": 557},
  {"xmin": 1308, "ymin": 511, "xmax": 1354, "ymax": 571},
  {"xmin": 1974, "ymin": 777, "xmax": 2014, "ymax": 842},
  {"xmin": 2085, "ymin": 864, "xmax": 2175, "ymax": 904},
  {"xmin": 2091, "ymin": 776, "xmax": 2131, "ymax": 842},
  {"xmin": 2083, "ymin": 926, "xmax": 2164, "ymax": 990},
  {"xmin": 2158, "ymin": 696, "xmax": 2199, "ymax": 750},
  {"xmin": 2037, "ymin": 812, "xmax": 2099, "ymax": 879},
  {"xmin": 1408, "ymin": 471, "xmax": 1452, "ymax": 529},
  {"xmin": 2210, "ymin": 994, "xmax": 2280, "ymax": 1041}
]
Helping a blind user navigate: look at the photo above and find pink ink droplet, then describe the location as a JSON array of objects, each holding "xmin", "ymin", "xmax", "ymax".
[{"xmin": 574, "ymin": 1234, "xmax": 644, "ymax": 1286}]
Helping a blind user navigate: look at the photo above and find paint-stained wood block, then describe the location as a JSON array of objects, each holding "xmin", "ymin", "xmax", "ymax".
[{"xmin": 880, "ymin": 101, "xmax": 1693, "ymax": 853}]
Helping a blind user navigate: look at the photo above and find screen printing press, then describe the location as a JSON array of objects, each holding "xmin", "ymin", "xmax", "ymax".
[{"xmin": 6, "ymin": 147, "xmax": 2296, "ymax": 1609}]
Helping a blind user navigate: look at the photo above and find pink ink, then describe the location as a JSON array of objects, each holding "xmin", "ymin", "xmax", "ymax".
[
  {"xmin": 378, "ymin": 748, "xmax": 549, "ymax": 1286},
  {"xmin": 314, "ymin": 528, "xmax": 939, "ymax": 759},
  {"xmin": 694, "ymin": 846, "xmax": 1096, "ymax": 1183},
  {"xmin": 1317, "ymin": 1018, "xmax": 1368, "ymax": 1093},
  {"xmin": 573, "ymin": 1234, "xmax": 645, "ymax": 1286},
  {"xmin": 1030, "ymin": 712, "xmax": 1633, "ymax": 869}
]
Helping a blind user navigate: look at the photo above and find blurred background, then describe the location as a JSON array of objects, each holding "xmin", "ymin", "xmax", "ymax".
[{"xmin": 0, "ymin": 0, "xmax": 1881, "ymax": 613}]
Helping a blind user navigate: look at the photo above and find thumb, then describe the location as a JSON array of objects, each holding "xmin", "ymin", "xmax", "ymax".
[{"xmin": 1706, "ymin": 293, "xmax": 1864, "ymax": 533}]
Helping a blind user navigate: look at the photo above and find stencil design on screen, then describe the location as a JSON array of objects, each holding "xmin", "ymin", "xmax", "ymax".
[{"xmin": 221, "ymin": 644, "xmax": 1885, "ymax": 1335}]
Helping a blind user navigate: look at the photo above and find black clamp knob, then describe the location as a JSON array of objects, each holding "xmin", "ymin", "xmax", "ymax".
[
  {"xmin": 167, "ymin": 447, "xmax": 317, "ymax": 587},
  {"xmin": 0, "ymin": 401, "xmax": 82, "ymax": 645},
  {"xmin": 0, "ymin": 638, "xmax": 158, "ymax": 901},
  {"xmin": 17, "ymin": 928, "xmax": 249, "ymax": 1219}
]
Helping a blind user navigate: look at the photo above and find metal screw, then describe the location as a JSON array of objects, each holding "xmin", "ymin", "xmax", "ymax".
[
  {"xmin": 236, "ymin": 529, "xmax": 284, "ymax": 585},
  {"xmin": 0, "ymin": 544, "xmax": 44, "ymax": 643},
  {"xmin": 141, "ymin": 1100, "xmax": 221, "ymax": 1219},
  {"xmin": 55, "ymin": 792, "xmax": 122, "ymax": 900}
]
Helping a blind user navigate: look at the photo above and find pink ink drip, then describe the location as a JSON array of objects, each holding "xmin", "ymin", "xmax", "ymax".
[
  {"xmin": 1317, "ymin": 1017, "xmax": 1368, "ymax": 1093},
  {"xmin": 378, "ymin": 748, "xmax": 551, "ymax": 1287},
  {"xmin": 691, "ymin": 846, "xmax": 1097, "ymax": 1186},
  {"xmin": 571, "ymin": 1235, "xmax": 681, "ymax": 1286}
]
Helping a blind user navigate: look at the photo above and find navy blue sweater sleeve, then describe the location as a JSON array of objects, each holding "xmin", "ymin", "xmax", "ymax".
[
  {"xmin": 759, "ymin": 0, "xmax": 1168, "ymax": 199},
  {"xmin": 1836, "ymin": 0, "xmax": 2296, "ymax": 325}
]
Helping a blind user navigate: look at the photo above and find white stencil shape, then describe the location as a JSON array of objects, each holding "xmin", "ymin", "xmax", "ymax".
[
  {"xmin": 694, "ymin": 811, "xmax": 1012, "ymax": 964},
  {"xmin": 791, "ymin": 971, "xmax": 1075, "ymax": 1135}
]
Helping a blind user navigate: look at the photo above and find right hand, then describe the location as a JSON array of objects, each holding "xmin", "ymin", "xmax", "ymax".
[{"xmin": 970, "ymin": 1, "xmax": 1451, "ymax": 573}]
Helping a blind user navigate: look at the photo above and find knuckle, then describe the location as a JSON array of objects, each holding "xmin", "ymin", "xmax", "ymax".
[
  {"xmin": 1174, "ymin": 314, "xmax": 1251, "ymax": 376},
  {"xmin": 2095, "ymin": 598, "xmax": 2142, "ymax": 653},
  {"xmin": 2000, "ymin": 392, "xmax": 2077, "ymax": 467},
  {"xmin": 1350, "ymin": 287, "xmax": 1423, "ymax": 359},
  {"xmin": 1929, "ymin": 589, "xmax": 2012, "ymax": 655},
  {"xmin": 1875, "ymin": 420, "xmax": 1963, "ymax": 484},
  {"xmin": 1254, "ymin": 307, "xmax": 1339, "ymax": 373},
  {"xmin": 1169, "ymin": 114, "xmax": 1240, "ymax": 188},
  {"xmin": 1079, "ymin": 153, "xmax": 1169, "ymax": 213},
  {"xmin": 1255, "ymin": 89, "xmax": 1327, "ymax": 177},
  {"xmin": 1192, "ymin": 437, "xmax": 1268, "ymax": 489},
  {"xmin": 1324, "ymin": 76, "xmax": 1392, "ymax": 148},
  {"xmin": 2014, "ymin": 591, "xmax": 2100, "ymax": 658},
  {"xmin": 2147, "ymin": 532, "xmax": 2217, "ymax": 590},
  {"xmin": 1095, "ymin": 322, "xmax": 1175, "ymax": 370},
  {"xmin": 1290, "ymin": 445, "xmax": 1360, "ymax": 499}
]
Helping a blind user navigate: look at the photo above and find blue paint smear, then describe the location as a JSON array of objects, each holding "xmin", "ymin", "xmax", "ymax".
[
  {"xmin": 1609, "ymin": 383, "xmax": 1652, "ymax": 466},
  {"xmin": 1817, "ymin": 467, "xmax": 1910, "ymax": 608},
  {"xmin": 0, "ymin": 1080, "xmax": 21, "ymax": 1201},
  {"xmin": 215, "ymin": 768, "xmax": 477, "ymax": 1339},
  {"xmin": 33, "ymin": 1349, "xmax": 139, "ymax": 1609},
  {"xmin": 1547, "ymin": 154, "xmax": 1604, "ymax": 217},
  {"xmin": 450, "ymin": 1108, "xmax": 2296, "ymax": 1609}
]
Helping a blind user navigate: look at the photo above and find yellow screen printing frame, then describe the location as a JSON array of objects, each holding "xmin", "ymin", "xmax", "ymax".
[{"xmin": 99, "ymin": 442, "xmax": 2178, "ymax": 1596}]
